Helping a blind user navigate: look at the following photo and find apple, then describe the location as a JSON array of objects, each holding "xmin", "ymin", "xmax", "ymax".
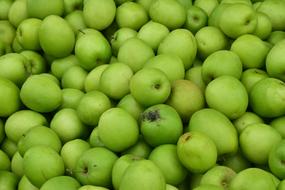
[
  {"xmin": 240, "ymin": 68, "xmax": 268, "ymax": 93},
  {"xmin": 233, "ymin": 111, "xmax": 264, "ymax": 133},
  {"xmin": 20, "ymin": 51, "xmax": 46, "ymax": 75},
  {"xmin": 51, "ymin": 55, "xmax": 79, "ymax": 79},
  {"xmin": 20, "ymin": 74, "xmax": 62, "ymax": 113},
  {"xmin": 0, "ymin": 149, "xmax": 10, "ymax": 171},
  {"xmin": 0, "ymin": 39, "xmax": 12, "ymax": 56},
  {"xmin": 8, "ymin": 0, "xmax": 28, "ymax": 28},
  {"xmin": 74, "ymin": 147, "xmax": 118, "ymax": 187},
  {"xmin": 18, "ymin": 175, "xmax": 39, "ymax": 190},
  {"xmin": 39, "ymin": 73, "xmax": 61, "ymax": 86},
  {"xmin": 184, "ymin": 6, "xmax": 208, "ymax": 34},
  {"xmin": 136, "ymin": 0, "xmax": 153, "ymax": 11},
  {"xmin": 177, "ymin": 132, "xmax": 217, "ymax": 173},
  {"xmin": 63, "ymin": 0, "xmax": 83, "ymax": 15},
  {"xmin": 278, "ymin": 180, "xmax": 285, "ymax": 190},
  {"xmin": 89, "ymin": 127, "xmax": 105, "ymax": 147},
  {"xmin": 208, "ymin": 3, "xmax": 231, "ymax": 27},
  {"xmin": 61, "ymin": 65, "xmax": 88, "ymax": 91},
  {"xmin": 271, "ymin": 116, "xmax": 285, "ymax": 138},
  {"xmin": 11, "ymin": 152, "xmax": 24, "ymax": 177},
  {"xmin": 268, "ymin": 31, "xmax": 285, "ymax": 45},
  {"xmin": 39, "ymin": 15, "xmax": 75, "ymax": 58},
  {"xmin": 1, "ymin": 138, "xmax": 18, "ymax": 158},
  {"xmin": 268, "ymin": 140, "xmax": 285, "ymax": 179},
  {"xmin": 0, "ymin": 171, "xmax": 19, "ymax": 190},
  {"xmin": 26, "ymin": 0, "xmax": 64, "ymax": 19},
  {"xmin": 116, "ymin": 2, "xmax": 148, "ymax": 30},
  {"xmin": 0, "ymin": 20, "xmax": 16, "ymax": 46},
  {"xmin": 194, "ymin": 0, "xmax": 219, "ymax": 16},
  {"xmin": 220, "ymin": 150, "xmax": 252, "ymax": 173},
  {"xmin": 41, "ymin": 176, "xmax": 81, "ymax": 190},
  {"xmin": 193, "ymin": 185, "xmax": 224, "ymax": 190},
  {"xmin": 84, "ymin": 64, "xmax": 109, "ymax": 92},
  {"xmin": 79, "ymin": 185, "xmax": 109, "ymax": 190},
  {"xmin": 122, "ymin": 135, "xmax": 152, "ymax": 158},
  {"xmin": 166, "ymin": 184, "xmax": 179, "ymax": 190},
  {"xmin": 253, "ymin": 12, "xmax": 272, "ymax": 40},
  {"xmin": 0, "ymin": 0, "xmax": 13, "ymax": 20},
  {"xmin": 185, "ymin": 65, "xmax": 206, "ymax": 92},
  {"xmin": 60, "ymin": 88, "xmax": 84, "ymax": 109},
  {"xmin": 65, "ymin": 10, "xmax": 87, "ymax": 35}
]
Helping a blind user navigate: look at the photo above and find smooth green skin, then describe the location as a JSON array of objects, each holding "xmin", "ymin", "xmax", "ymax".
[
  {"xmin": 228, "ymin": 168, "xmax": 276, "ymax": 190},
  {"xmin": 144, "ymin": 54, "xmax": 185, "ymax": 83},
  {"xmin": 269, "ymin": 140, "xmax": 285, "ymax": 179},
  {"xmin": 0, "ymin": 0, "xmax": 13, "ymax": 20},
  {"xmin": 63, "ymin": 0, "xmax": 83, "ymax": 15},
  {"xmin": 241, "ymin": 68, "xmax": 268, "ymax": 93},
  {"xmin": 60, "ymin": 139, "xmax": 90, "ymax": 176},
  {"xmin": 253, "ymin": 12, "xmax": 272, "ymax": 40},
  {"xmin": 0, "ymin": 53, "xmax": 30, "ymax": 87},
  {"xmin": 0, "ymin": 171, "xmax": 19, "ymax": 190},
  {"xmin": 8, "ymin": 0, "xmax": 28, "ymax": 27},
  {"xmin": 189, "ymin": 173, "xmax": 203, "ymax": 190},
  {"xmin": 201, "ymin": 50, "xmax": 242, "ymax": 84},
  {"xmin": 117, "ymin": 94, "xmax": 145, "ymax": 121},
  {"xmin": 40, "ymin": 73, "xmax": 61, "ymax": 86},
  {"xmin": 271, "ymin": 116, "xmax": 285, "ymax": 138},
  {"xmin": 79, "ymin": 185, "xmax": 109, "ymax": 190},
  {"xmin": 75, "ymin": 29, "xmax": 112, "ymax": 71},
  {"xmin": 1, "ymin": 138, "xmax": 18, "ymax": 158},
  {"xmin": 89, "ymin": 127, "xmax": 105, "ymax": 147},
  {"xmin": 12, "ymin": 37, "xmax": 24, "ymax": 53},
  {"xmin": 117, "ymin": 37, "xmax": 155, "ymax": 72},
  {"xmin": 208, "ymin": 3, "xmax": 230, "ymax": 27},
  {"xmin": 194, "ymin": 185, "xmax": 224, "ymax": 190},
  {"xmin": 83, "ymin": 0, "xmax": 116, "ymax": 30},
  {"xmin": 98, "ymin": 108, "xmax": 139, "ymax": 152},
  {"xmin": 184, "ymin": 6, "xmax": 208, "ymax": 34},
  {"xmin": 26, "ymin": 0, "xmax": 64, "ymax": 19},
  {"xmin": 116, "ymin": 2, "xmax": 148, "ymax": 30},
  {"xmin": 122, "ymin": 135, "xmax": 152, "ymax": 158},
  {"xmin": 119, "ymin": 160, "xmax": 166, "ymax": 190},
  {"xmin": 0, "ymin": 39, "xmax": 12, "ymax": 57},
  {"xmin": 50, "ymin": 108, "xmax": 88, "ymax": 143},
  {"xmin": 18, "ymin": 126, "xmax": 62, "ymax": 156},
  {"xmin": 84, "ymin": 64, "xmax": 109, "ymax": 92},
  {"xmin": 111, "ymin": 28, "xmax": 137, "ymax": 56},
  {"xmin": 0, "ymin": 76, "xmax": 21, "ymax": 117},
  {"xmin": 158, "ymin": 29, "xmax": 197, "ymax": 69},
  {"xmin": 137, "ymin": 21, "xmax": 169, "ymax": 51},
  {"xmin": 130, "ymin": 68, "xmax": 171, "ymax": 107},
  {"xmin": 51, "ymin": 55, "xmax": 79, "ymax": 79},
  {"xmin": 268, "ymin": 31, "xmax": 285, "ymax": 45},
  {"xmin": 221, "ymin": 0, "xmax": 252, "ymax": 5},
  {"xmin": 20, "ymin": 51, "xmax": 47, "ymax": 74},
  {"xmin": 200, "ymin": 166, "xmax": 236, "ymax": 188},
  {"xmin": 257, "ymin": 0, "xmax": 285, "ymax": 31},
  {"xmin": 149, "ymin": 0, "xmax": 186, "ymax": 30},
  {"xmin": 141, "ymin": 104, "xmax": 183, "ymax": 147},
  {"xmin": 195, "ymin": 26, "xmax": 228, "ymax": 60},
  {"xmin": 0, "ymin": 120, "xmax": 4, "ymax": 144},
  {"xmin": 136, "ymin": 0, "xmax": 153, "ymax": 11},
  {"xmin": 11, "ymin": 152, "xmax": 24, "ymax": 177},
  {"xmin": 187, "ymin": 108, "xmax": 238, "ymax": 155},
  {"xmin": 185, "ymin": 65, "xmax": 206, "ymax": 92},
  {"xmin": 0, "ymin": 20, "xmax": 16, "ymax": 45},
  {"xmin": 231, "ymin": 34, "xmax": 270, "ymax": 69},
  {"xmin": 240, "ymin": 123, "xmax": 282, "ymax": 165},
  {"xmin": 250, "ymin": 78, "xmax": 285, "ymax": 118},
  {"xmin": 75, "ymin": 147, "xmax": 118, "ymax": 187},
  {"xmin": 60, "ymin": 88, "xmax": 84, "ymax": 109},
  {"xmin": 39, "ymin": 15, "xmax": 75, "ymax": 58},
  {"xmin": 99, "ymin": 62, "xmax": 133, "ymax": 100},
  {"xmin": 233, "ymin": 112, "xmax": 264, "ymax": 134},
  {"xmin": 205, "ymin": 76, "xmax": 248, "ymax": 120},
  {"xmin": 221, "ymin": 151, "xmax": 252, "ymax": 173},
  {"xmin": 40, "ymin": 176, "xmax": 81, "ymax": 190},
  {"xmin": 279, "ymin": 180, "xmax": 285, "ymax": 190},
  {"xmin": 166, "ymin": 184, "xmax": 178, "ymax": 190},
  {"xmin": 177, "ymin": 132, "xmax": 217, "ymax": 173},
  {"xmin": 194, "ymin": 0, "xmax": 219, "ymax": 16},
  {"xmin": 149, "ymin": 144, "xmax": 187, "ymax": 186},
  {"xmin": 20, "ymin": 74, "xmax": 62, "ymax": 113},
  {"xmin": 0, "ymin": 149, "xmax": 10, "ymax": 171},
  {"xmin": 76, "ymin": 90, "xmax": 112, "ymax": 126},
  {"xmin": 218, "ymin": 3, "xmax": 257, "ymax": 39},
  {"xmin": 18, "ymin": 175, "xmax": 39, "ymax": 190},
  {"xmin": 112, "ymin": 154, "xmax": 143, "ymax": 190},
  {"xmin": 166, "ymin": 80, "xmax": 205, "ymax": 122},
  {"xmin": 65, "ymin": 10, "xmax": 87, "ymax": 35},
  {"xmin": 61, "ymin": 65, "xmax": 87, "ymax": 91},
  {"xmin": 23, "ymin": 146, "xmax": 65, "ymax": 188}
]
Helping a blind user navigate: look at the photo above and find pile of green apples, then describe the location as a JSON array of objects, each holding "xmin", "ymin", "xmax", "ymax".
[{"xmin": 1, "ymin": 0, "xmax": 285, "ymax": 189}]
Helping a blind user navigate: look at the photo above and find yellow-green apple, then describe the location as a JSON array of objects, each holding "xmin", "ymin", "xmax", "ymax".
[
  {"xmin": 233, "ymin": 111, "xmax": 264, "ymax": 133},
  {"xmin": 193, "ymin": 185, "xmax": 224, "ymax": 190},
  {"xmin": 253, "ymin": 12, "xmax": 272, "ymax": 40},
  {"xmin": 271, "ymin": 116, "xmax": 285, "ymax": 138},
  {"xmin": 220, "ymin": 150, "xmax": 251, "ymax": 173},
  {"xmin": 63, "ymin": 0, "xmax": 83, "ymax": 15},
  {"xmin": 268, "ymin": 31, "xmax": 285, "ymax": 45},
  {"xmin": 268, "ymin": 140, "xmax": 285, "ymax": 179},
  {"xmin": 8, "ymin": 0, "xmax": 28, "ymax": 28},
  {"xmin": 0, "ymin": 20, "xmax": 15, "ymax": 46},
  {"xmin": 111, "ymin": 28, "xmax": 137, "ymax": 56},
  {"xmin": 11, "ymin": 152, "xmax": 23, "ymax": 177},
  {"xmin": 40, "ymin": 176, "xmax": 80, "ymax": 190},
  {"xmin": 84, "ymin": 64, "xmax": 109, "ymax": 92},
  {"xmin": 89, "ymin": 127, "xmax": 105, "ymax": 148},
  {"xmin": 0, "ymin": 171, "xmax": 19, "ymax": 190},
  {"xmin": 194, "ymin": 0, "xmax": 219, "ymax": 16},
  {"xmin": 136, "ymin": 0, "xmax": 153, "ymax": 11},
  {"xmin": 185, "ymin": 65, "xmax": 206, "ymax": 92},
  {"xmin": 0, "ymin": 0, "xmax": 13, "ymax": 20},
  {"xmin": 60, "ymin": 88, "xmax": 84, "ymax": 109},
  {"xmin": 241, "ymin": 68, "xmax": 268, "ymax": 93},
  {"xmin": 0, "ymin": 149, "xmax": 10, "ymax": 171},
  {"xmin": 20, "ymin": 51, "xmax": 47, "ymax": 74},
  {"xmin": 18, "ymin": 175, "xmax": 38, "ymax": 190},
  {"xmin": 122, "ymin": 135, "xmax": 152, "ymax": 158},
  {"xmin": 184, "ymin": 6, "xmax": 208, "ymax": 34},
  {"xmin": 26, "ymin": 0, "xmax": 64, "ymax": 19},
  {"xmin": 1, "ymin": 138, "xmax": 17, "ymax": 158},
  {"xmin": 51, "ymin": 55, "xmax": 79, "ymax": 79},
  {"xmin": 65, "ymin": 10, "xmax": 87, "ymax": 35},
  {"xmin": 61, "ymin": 65, "xmax": 88, "ymax": 91}
]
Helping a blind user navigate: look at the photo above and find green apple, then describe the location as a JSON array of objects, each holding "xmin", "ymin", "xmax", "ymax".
[
  {"xmin": 20, "ymin": 51, "xmax": 47, "ymax": 74},
  {"xmin": 51, "ymin": 55, "xmax": 79, "ymax": 79},
  {"xmin": 18, "ymin": 175, "xmax": 39, "ymax": 190},
  {"xmin": 278, "ymin": 180, "xmax": 285, "ymax": 190},
  {"xmin": 253, "ymin": 12, "xmax": 272, "ymax": 40},
  {"xmin": 60, "ymin": 88, "xmax": 84, "ymax": 109},
  {"xmin": 240, "ymin": 68, "xmax": 268, "ymax": 93},
  {"xmin": 166, "ymin": 184, "xmax": 178, "ymax": 190},
  {"xmin": 116, "ymin": 2, "xmax": 148, "ymax": 30},
  {"xmin": 195, "ymin": 26, "xmax": 228, "ymax": 60},
  {"xmin": 184, "ymin": 5, "xmax": 208, "ymax": 34},
  {"xmin": 39, "ymin": 15, "xmax": 75, "ymax": 58},
  {"xmin": 26, "ymin": 0, "xmax": 64, "ymax": 19},
  {"xmin": 187, "ymin": 108, "xmax": 238, "ymax": 155},
  {"xmin": 220, "ymin": 150, "xmax": 251, "ymax": 173},
  {"xmin": 137, "ymin": 21, "xmax": 169, "ymax": 51},
  {"xmin": 60, "ymin": 139, "xmax": 90, "ymax": 176},
  {"xmin": 208, "ymin": 3, "xmax": 231, "ymax": 27},
  {"xmin": 130, "ymin": 68, "xmax": 171, "ymax": 107},
  {"xmin": 40, "ymin": 73, "xmax": 61, "ymax": 86},
  {"xmin": 122, "ymin": 135, "xmax": 152, "ymax": 158},
  {"xmin": 0, "ymin": 149, "xmax": 10, "ymax": 171},
  {"xmin": 74, "ymin": 147, "xmax": 118, "ymax": 187},
  {"xmin": 268, "ymin": 31, "xmax": 285, "ymax": 45},
  {"xmin": 40, "ymin": 176, "xmax": 80, "ymax": 190},
  {"xmin": 83, "ymin": 0, "xmax": 116, "ymax": 30},
  {"xmin": 63, "ymin": 0, "xmax": 83, "ymax": 15},
  {"xmin": 0, "ymin": 20, "xmax": 15, "ymax": 46},
  {"xmin": 149, "ymin": 0, "xmax": 186, "ymax": 30},
  {"xmin": 0, "ymin": 76, "xmax": 21, "ymax": 117},
  {"xmin": 84, "ymin": 64, "xmax": 109, "ymax": 92},
  {"xmin": 268, "ymin": 140, "xmax": 285, "ymax": 179},
  {"xmin": 1, "ymin": 138, "xmax": 18, "ymax": 158},
  {"xmin": 158, "ymin": 29, "xmax": 197, "ymax": 69},
  {"xmin": 194, "ymin": 0, "xmax": 219, "ymax": 16},
  {"xmin": 271, "ymin": 116, "xmax": 285, "ymax": 138},
  {"xmin": 8, "ymin": 0, "xmax": 28, "ymax": 27},
  {"xmin": 185, "ymin": 65, "xmax": 206, "ymax": 92},
  {"xmin": 98, "ymin": 107, "xmax": 139, "ymax": 152},
  {"xmin": 119, "ymin": 160, "xmax": 166, "ymax": 190},
  {"xmin": 89, "ymin": 127, "xmax": 105, "ymax": 148},
  {"xmin": 117, "ymin": 37, "xmax": 155, "ymax": 72},
  {"xmin": 189, "ymin": 173, "xmax": 203, "ymax": 190},
  {"xmin": 233, "ymin": 111, "xmax": 264, "ymax": 133},
  {"xmin": 65, "ymin": 10, "xmax": 87, "ymax": 35},
  {"xmin": 136, "ymin": 0, "xmax": 154, "ymax": 11},
  {"xmin": 0, "ymin": 171, "xmax": 19, "ymax": 190},
  {"xmin": 11, "ymin": 152, "xmax": 24, "ymax": 177},
  {"xmin": 194, "ymin": 185, "xmax": 224, "ymax": 190},
  {"xmin": 0, "ymin": 39, "xmax": 12, "ymax": 56},
  {"xmin": 61, "ymin": 65, "xmax": 88, "ymax": 91},
  {"xmin": 20, "ymin": 74, "xmax": 62, "ymax": 113},
  {"xmin": 177, "ymin": 131, "xmax": 217, "ymax": 173},
  {"xmin": 79, "ymin": 185, "xmax": 109, "ymax": 190},
  {"xmin": 166, "ymin": 80, "xmax": 205, "ymax": 122},
  {"xmin": 23, "ymin": 145, "xmax": 65, "ymax": 188},
  {"xmin": 76, "ymin": 90, "xmax": 112, "ymax": 126},
  {"xmin": 240, "ymin": 123, "xmax": 282, "ymax": 165},
  {"xmin": 0, "ymin": 0, "xmax": 13, "ymax": 20}
]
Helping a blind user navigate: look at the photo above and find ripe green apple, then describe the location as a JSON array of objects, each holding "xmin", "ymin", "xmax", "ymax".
[
  {"xmin": 76, "ymin": 90, "xmax": 112, "ymax": 126},
  {"xmin": 12, "ymin": 37, "xmax": 24, "ymax": 53},
  {"xmin": 51, "ymin": 55, "xmax": 79, "ymax": 79},
  {"xmin": 74, "ymin": 147, "xmax": 118, "ymax": 187},
  {"xmin": 233, "ymin": 111, "xmax": 264, "ymax": 133},
  {"xmin": 166, "ymin": 184, "xmax": 179, "ymax": 190},
  {"xmin": 65, "ymin": 10, "xmax": 87, "ymax": 35},
  {"xmin": 1, "ymin": 138, "xmax": 18, "ymax": 158},
  {"xmin": 158, "ymin": 29, "xmax": 197, "ymax": 69},
  {"xmin": 39, "ymin": 15, "xmax": 75, "ymax": 58},
  {"xmin": 20, "ymin": 74, "xmax": 62, "ymax": 113},
  {"xmin": 122, "ymin": 135, "xmax": 152, "ymax": 158},
  {"xmin": 111, "ymin": 28, "xmax": 137, "ymax": 56},
  {"xmin": 18, "ymin": 175, "xmax": 38, "ymax": 190},
  {"xmin": 0, "ymin": 171, "xmax": 19, "ymax": 190},
  {"xmin": 89, "ymin": 127, "xmax": 105, "ymax": 147},
  {"xmin": 194, "ymin": 0, "xmax": 219, "ymax": 16},
  {"xmin": 177, "ymin": 132, "xmax": 217, "ymax": 173},
  {"xmin": 0, "ymin": 149, "xmax": 10, "ymax": 171},
  {"xmin": 208, "ymin": 3, "xmax": 231, "ymax": 27},
  {"xmin": 26, "ymin": 0, "xmax": 64, "ymax": 19},
  {"xmin": 40, "ymin": 73, "xmax": 61, "ymax": 86},
  {"xmin": 20, "ymin": 51, "xmax": 47, "ymax": 74},
  {"xmin": 60, "ymin": 139, "xmax": 90, "ymax": 176},
  {"xmin": 63, "ymin": 0, "xmax": 83, "ymax": 15},
  {"xmin": 117, "ymin": 37, "xmax": 155, "ymax": 72},
  {"xmin": 136, "ymin": 0, "xmax": 153, "ymax": 11},
  {"xmin": 185, "ymin": 65, "xmax": 206, "ymax": 92},
  {"xmin": 189, "ymin": 173, "xmax": 203, "ymax": 190},
  {"xmin": 79, "ymin": 185, "xmax": 109, "ymax": 190},
  {"xmin": 0, "ymin": 39, "xmax": 12, "ymax": 57},
  {"xmin": 220, "ymin": 150, "xmax": 252, "ymax": 173},
  {"xmin": 140, "ymin": 104, "xmax": 183, "ymax": 146},
  {"xmin": 271, "ymin": 116, "xmax": 285, "ymax": 138},
  {"xmin": 23, "ymin": 145, "xmax": 65, "ymax": 188},
  {"xmin": 184, "ymin": 6, "xmax": 208, "ymax": 34},
  {"xmin": 61, "ymin": 65, "xmax": 88, "ymax": 91},
  {"xmin": 60, "ymin": 88, "xmax": 84, "ymax": 109},
  {"xmin": 119, "ymin": 160, "xmax": 166, "ymax": 190},
  {"xmin": 221, "ymin": 0, "xmax": 252, "ymax": 5},
  {"xmin": 149, "ymin": 0, "xmax": 186, "ymax": 30},
  {"xmin": 98, "ymin": 107, "xmax": 139, "ymax": 152},
  {"xmin": 130, "ymin": 68, "xmax": 171, "ymax": 107},
  {"xmin": 0, "ymin": 0, "xmax": 13, "ymax": 20},
  {"xmin": 11, "ymin": 152, "xmax": 24, "ymax": 177},
  {"xmin": 8, "ymin": 0, "xmax": 28, "ymax": 28},
  {"xmin": 0, "ymin": 20, "xmax": 15, "ymax": 46},
  {"xmin": 193, "ymin": 184, "xmax": 224, "ymax": 190},
  {"xmin": 149, "ymin": 144, "xmax": 188, "ymax": 186},
  {"xmin": 268, "ymin": 140, "xmax": 285, "ymax": 179},
  {"xmin": 240, "ymin": 68, "xmax": 268, "ymax": 93},
  {"xmin": 116, "ymin": 2, "xmax": 148, "ymax": 30},
  {"xmin": 187, "ymin": 108, "xmax": 238, "ymax": 155},
  {"xmin": 278, "ymin": 180, "xmax": 285, "ymax": 190},
  {"xmin": 253, "ymin": 12, "xmax": 272, "ymax": 40},
  {"xmin": 0, "ymin": 76, "xmax": 21, "ymax": 117},
  {"xmin": 40, "ymin": 176, "xmax": 80, "ymax": 190},
  {"xmin": 84, "ymin": 64, "xmax": 109, "ymax": 92},
  {"xmin": 268, "ymin": 31, "xmax": 285, "ymax": 45}
]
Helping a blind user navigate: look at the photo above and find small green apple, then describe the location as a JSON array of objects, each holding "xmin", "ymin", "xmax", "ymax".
[
  {"xmin": 60, "ymin": 88, "xmax": 84, "ymax": 109},
  {"xmin": 268, "ymin": 140, "xmax": 285, "ymax": 179},
  {"xmin": 220, "ymin": 150, "xmax": 252, "ymax": 173},
  {"xmin": 61, "ymin": 65, "xmax": 88, "ymax": 91},
  {"xmin": 0, "ymin": 171, "xmax": 19, "ymax": 190},
  {"xmin": 0, "ymin": 0, "xmax": 13, "ymax": 20},
  {"xmin": 185, "ymin": 65, "xmax": 206, "ymax": 92},
  {"xmin": 18, "ymin": 175, "xmax": 39, "ymax": 190},
  {"xmin": 51, "ymin": 55, "xmax": 79, "ymax": 79},
  {"xmin": 0, "ymin": 149, "xmax": 10, "ymax": 171},
  {"xmin": 89, "ymin": 127, "xmax": 105, "ymax": 148},
  {"xmin": 84, "ymin": 64, "xmax": 109, "ymax": 92},
  {"xmin": 0, "ymin": 20, "xmax": 15, "ymax": 47},
  {"xmin": 184, "ymin": 5, "xmax": 208, "ymax": 34},
  {"xmin": 241, "ymin": 68, "xmax": 268, "ymax": 93},
  {"xmin": 271, "ymin": 116, "xmax": 285, "ymax": 138},
  {"xmin": 78, "ymin": 185, "xmax": 109, "ymax": 190},
  {"xmin": 122, "ymin": 135, "xmax": 152, "ymax": 158},
  {"xmin": 8, "ymin": 0, "xmax": 28, "ymax": 28},
  {"xmin": 26, "ymin": 0, "xmax": 64, "ymax": 19},
  {"xmin": 268, "ymin": 31, "xmax": 285, "ymax": 45},
  {"xmin": 11, "ymin": 152, "xmax": 24, "ymax": 177},
  {"xmin": 63, "ymin": 0, "xmax": 83, "ymax": 15},
  {"xmin": 65, "ymin": 10, "xmax": 87, "ymax": 35},
  {"xmin": 20, "ymin": 51, "xmax": 47, "ymax": 74},
  {"xmin": 41, "ymin": 176, "xmax": 80, "ymax": 190},
  {"xmin": 253, "ymin": 12, "xmax": 272, "ymax": 40},
  {"xmin": 1, "ymin": 138, "xmax": 18, "ymax": 158},
  {"xmin": 233, "ymin": 111, "xmax": 264, "ymax": 133},
  {"xmin": 194, "ymin": 0, "xmax": 219, "ymax": 16}
]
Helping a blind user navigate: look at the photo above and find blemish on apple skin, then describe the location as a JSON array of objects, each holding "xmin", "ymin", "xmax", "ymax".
[{"xmin": 141, "ymin": 110, "xmax": 160, "ymax": 122}]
